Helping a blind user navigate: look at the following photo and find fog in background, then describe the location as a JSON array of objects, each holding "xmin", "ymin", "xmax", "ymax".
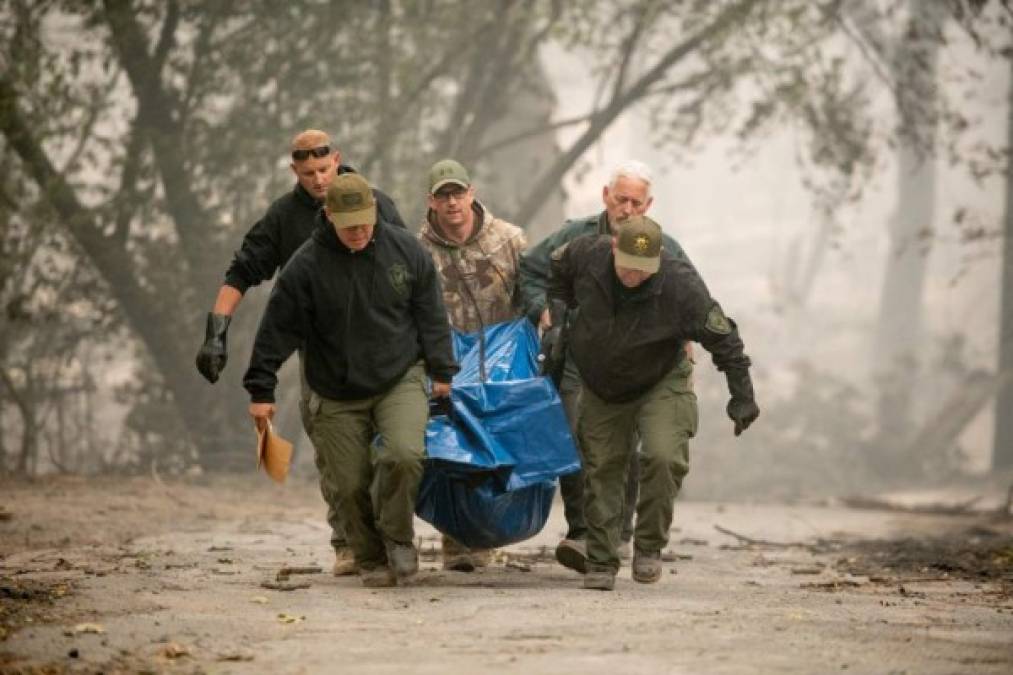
[{"xmin": 1, "ymin": 1, "xmax": 1010, "ymax": 501}]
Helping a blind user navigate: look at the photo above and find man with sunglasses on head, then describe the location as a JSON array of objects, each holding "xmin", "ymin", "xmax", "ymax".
[
  {"xmin": 416, "ymin": 159, "xmax": 528, "ymax": 572},
  {"xmin": 195, "ymin": 129, "xmax": 406, "ymax": 578},
  {"xmin": 519, "ymin": 160, "xmax": 695, "ymax": 576}
]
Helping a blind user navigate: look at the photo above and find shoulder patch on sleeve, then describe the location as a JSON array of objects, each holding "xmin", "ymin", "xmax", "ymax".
[
  {"xmin": 705, "ymin": 305, "xmax": 732, "ymax": 335},
  {"xmin": 549, "ymin": 242, "xmax": 570, "ymax": 261}
]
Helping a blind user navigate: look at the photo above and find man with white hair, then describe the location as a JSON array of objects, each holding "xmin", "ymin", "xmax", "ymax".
[
  {"xmin": 548, "ymin": 215, "xmax": 757, "ymax": 590},
  {"xmin": 519, "ymin": 160, "xmax": 694, "ymax": 575}
]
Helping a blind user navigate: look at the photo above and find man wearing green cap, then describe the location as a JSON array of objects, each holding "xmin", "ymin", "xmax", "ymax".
[
  {"xmin": 417, "ymin": 158, "xmax": 528, "ymax": 571},
  {"xmin": 196, "ymin": 130, "xmax": 407, "ymax": 577},
  {"xmin": 520, "ymin": 160, "xmax": 695, "ymax": 574},
  {"xmin": 549, "ymin": 215, "xmax": 759, "ymax": 591},
  {"xmin": 244, "ymin": 172, "xmax": 457, "ymax": 587}
]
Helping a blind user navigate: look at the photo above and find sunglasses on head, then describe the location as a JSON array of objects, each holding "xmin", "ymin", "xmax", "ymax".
[{"xmin": 291, "ymin": 145, "xmax": 331, "ymax": 161}]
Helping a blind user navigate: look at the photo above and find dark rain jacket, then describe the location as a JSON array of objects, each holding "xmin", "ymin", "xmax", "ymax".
[
  {"xmin": 223, "ymin": 165, "xmax": 406, "ymax": 294},
  {"xmin": 548, "ymin": 234, "xmax": 751, "ymax": 404},
  {"xmin": 519, "ymin": 211, "xmax": 693, "ymax": 324},
  {"xmin": 243, "ymin": 215, "xmax": 458, "ymax": 404}
]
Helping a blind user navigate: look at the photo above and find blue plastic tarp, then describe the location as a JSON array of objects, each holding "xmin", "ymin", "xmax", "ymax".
[{"xmin": 416, "ymin": 319, "xmax": 581, "ymax": 549}]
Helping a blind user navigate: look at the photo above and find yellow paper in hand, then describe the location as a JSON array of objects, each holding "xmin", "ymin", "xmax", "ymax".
[{"xmin": 255, "ymin": 420, "xmax": 293, "ymax": 483}]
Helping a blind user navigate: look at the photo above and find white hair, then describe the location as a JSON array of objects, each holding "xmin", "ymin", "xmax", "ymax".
[{"xmin": 608, "ymin": 160, "xmax": 653, "ymax": 197}]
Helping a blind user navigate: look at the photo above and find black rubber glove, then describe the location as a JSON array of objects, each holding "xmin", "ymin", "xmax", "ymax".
[
  {"xmin": 195, "ymin": 313, "xmax": 231, "ymax": 383},
  {"xmin": 724, "ymin": 368, "xmax": 759, "ymax": 436},
  {"xmin": 538, "ymin": 299, "xmax": 569, "ymax": 387}
]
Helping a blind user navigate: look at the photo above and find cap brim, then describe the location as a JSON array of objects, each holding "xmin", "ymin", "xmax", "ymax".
[
  {"xmin": 614, "ymin": 249, "xmax": 660, "ymax": 273},
  {"xmin": 330, "ymin": 204, "xmax": 377, "ymax": 229},
  {"xmin": 430, "ymin": 178, "xmax": 469, "ymax": 194}
]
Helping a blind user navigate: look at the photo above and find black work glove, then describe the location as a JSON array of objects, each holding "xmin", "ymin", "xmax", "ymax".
[
  {"xmin": 724, "ymin": 368, "xmax": 759, "ymax": 436},
  {"xmin": 195, "ymin": 313, "xmax": 231, "ymax": 383}
]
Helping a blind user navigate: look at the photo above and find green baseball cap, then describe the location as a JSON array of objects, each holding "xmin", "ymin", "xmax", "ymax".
[
  {"xmin": 614, "ymin": 216, "xmax": 663, "ymax": 273},
  {"xmin": 428, "ymin": 159, "xmax": 470, "ymax": 194},
  {"xmin": 325, "ymin": 173, "xmax": 376, "ymax": 228}
]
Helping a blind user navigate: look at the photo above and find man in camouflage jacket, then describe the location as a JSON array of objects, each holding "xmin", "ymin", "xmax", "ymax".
[{"xmin": 417, "ymin": 159, "xmax": 528, "ymax": 571}]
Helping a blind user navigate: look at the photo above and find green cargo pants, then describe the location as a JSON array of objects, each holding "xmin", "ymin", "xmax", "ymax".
[
  {"xmin": 298, "ymin": 358, "xmax": 348, "ymax": 552},
  {"xmin": 307, "ymin": 363, "xmax": 428, "ymax": 570},
  {"xmin": 578, "ymin": 358, "xmax": 697, "ymax": 572}
]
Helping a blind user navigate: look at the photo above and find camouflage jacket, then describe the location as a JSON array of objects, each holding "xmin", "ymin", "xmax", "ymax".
[{"xmin": 418, "ymin": 202, "xmax": 527, "ymax": 333}]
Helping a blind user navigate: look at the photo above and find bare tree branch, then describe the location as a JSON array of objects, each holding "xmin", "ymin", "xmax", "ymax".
[
  {"xmin": 102, "ymin": 0, "xmax": 212, "ymax": 280},
  {"xmin": 473, "ymin": 112, "xmax": 596, "ymax": 157},
  {"xmin": 515, "ymin": 0, "xmax": 763, "ymax": 226}
]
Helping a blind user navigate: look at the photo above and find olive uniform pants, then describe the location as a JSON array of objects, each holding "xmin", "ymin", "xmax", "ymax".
[
  {"xmin": 578, "ymin": 358, "xmax": 697, "ymax": 572},
  {"xmin": 307, "ymin": 363, "xmax": 428, "ymax": 570},
  {"xmin": 299, "ymin": 359, "xmax": 349, "ymax": 552},
  {"xmin": 558, "ymin": 350, "xmax": 639, "ymax": 542}
]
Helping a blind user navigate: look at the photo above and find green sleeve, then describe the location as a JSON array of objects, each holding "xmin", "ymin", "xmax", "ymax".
[{"xmin": 518, "ymin": 219, "xmax": 592, "ymax": 324}]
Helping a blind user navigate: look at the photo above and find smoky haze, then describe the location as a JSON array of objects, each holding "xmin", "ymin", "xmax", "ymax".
[{"xmin": 0, "ymin": 1, "xmax": 1010, "ymax": 501}]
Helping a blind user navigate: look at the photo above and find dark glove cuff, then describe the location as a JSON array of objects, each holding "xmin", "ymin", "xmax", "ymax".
[
  {"xmin": 206, "ymin": 312, "xmax": 231, "ymax": 340},
  {"xmin": 725, "ymin": 368, "xmax": 754, "ymax": 401}
]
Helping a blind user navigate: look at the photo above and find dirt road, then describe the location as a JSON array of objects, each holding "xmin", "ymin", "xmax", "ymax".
[{"xmin": 1, "ymin": 474, "xmax": 1011, "ymax": 674}]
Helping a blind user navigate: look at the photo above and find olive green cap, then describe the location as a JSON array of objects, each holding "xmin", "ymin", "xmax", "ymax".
[
  {"xmin": 428, "ymin": 158, "xmax": 470, "ymax": 194},
  {"xmin": 325, "ymin": 173, "xmax": 376, "ymax": 228},
  {"xmin": 614, "ymin": 216, "xmax": 662, "ymax": 273}
]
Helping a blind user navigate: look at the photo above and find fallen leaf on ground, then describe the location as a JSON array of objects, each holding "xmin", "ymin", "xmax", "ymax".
[
  {"xmin": 276, "ymin": 613, "xmax": 304, "ymax": 624},
  {"xmin": 73, "ymin": 623, "xmax": 105, "ymax": 634},
  {"xmin": 217, "ymin": 651, "xmax": 254, "ymax": 662}
]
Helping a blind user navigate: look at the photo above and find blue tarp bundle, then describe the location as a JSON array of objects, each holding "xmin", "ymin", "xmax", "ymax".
[{"xmin": 415, "ymin": 319, "xmax": 581, "ymax": 549}]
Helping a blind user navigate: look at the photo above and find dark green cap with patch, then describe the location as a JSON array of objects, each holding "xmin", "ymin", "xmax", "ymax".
[
  {"xmin": 615, "ymin": 215, "xmax": 662, "ymax": 273},
  {"xmin": 325, "ymin": 173, "xmax": 376, "ymax": 228},
  {"xmin": 428, "ymin": 158, "xmax": 470, "ymax": 194}
]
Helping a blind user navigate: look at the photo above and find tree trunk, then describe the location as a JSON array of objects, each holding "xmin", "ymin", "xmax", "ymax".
[
  {"xmin": 992, "ymin": 57, "xmax": 1013, "ymax": 470},
  {"xmin": 872, "ymin": 0, "xmax": 939, "ymax": 440}
]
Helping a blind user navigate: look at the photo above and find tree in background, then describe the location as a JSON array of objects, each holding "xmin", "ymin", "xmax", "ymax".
[{"xmin": 0, "ymin": 0, "xmax": 1008, "ymax": 475}]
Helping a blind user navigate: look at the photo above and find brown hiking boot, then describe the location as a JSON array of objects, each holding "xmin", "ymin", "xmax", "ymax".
[
  {"xmin": 583, "ymin": 565, "xmax": 616, "ymax": 591},
  {"xmin": 332, "ymin": 547, "xmax": 359, "ymax": 576},
  {"xmin": 554, "ymin": 538, "xmax": 587, "ymax": 573},
  {"xmin": 470, "ymin": 548, "xmax": 494, "ymax": 568},
  {"xmin": 385, "ymin": 540, "xmax": 419, "ymax": 579},
  {"xmin": 359, "ymin": 565, "xmax": 396, "ymax": 588},
  {"xmin": 441, "ymin": 534, "xmax": 476, "ymax": 572},
  {"xmin": 632, "ymin": 548, "xmax": 662, "ymax": 583}
]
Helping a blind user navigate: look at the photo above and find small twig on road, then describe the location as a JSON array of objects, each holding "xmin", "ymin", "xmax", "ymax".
[
  {"xmin": 276, "ymin": 565, "xmax": 322, "ymax": 582},
  {"xmin": 800, "ymin": 579, "xmax": 863, "ymax": 591},
  {"xmin": 840, "ymin": 495, "xmax": 982, "ymax": 516},
  {"xmin": 277, "ymin": 565, "xmax": 322, "ymax": 576},
  {"xmin": 714, "ymin": 525, "xmax": 806, "ymax": 549},
  {"xmin": 260, "ymin": 580, "xmax": 311, "ymax": 591}
]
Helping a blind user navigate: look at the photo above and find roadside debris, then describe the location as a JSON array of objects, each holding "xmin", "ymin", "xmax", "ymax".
[
  {"xmin": 71, "ymin": 622, "xmax": 105, "ymax": 634},
  {"xmin": 260, "ymin": 580, "xmax": 311, "ymax": 591},
  {"xmin": 161, "ymin": 641, "xmax": 190, "ymax": 659}
]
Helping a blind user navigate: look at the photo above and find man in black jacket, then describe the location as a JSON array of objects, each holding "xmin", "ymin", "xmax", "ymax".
[
  {"xmin": 549, "ymin": 216, "xmax": 759, "ymax": 591},
  {"xmin": 196, "ymin": 129, "xmax": 406, "ymax": 576},
  {"xmin": 244, "ymin": 172, "xmax": 457, "ymax": 587}
]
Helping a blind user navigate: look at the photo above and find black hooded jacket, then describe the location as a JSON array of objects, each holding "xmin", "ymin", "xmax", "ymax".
[
  {"xmin": 223, "ymin": 165, "xmax": 406, "ymax": 294},
  {"xmin": 243, "ymin": 214, "xmax": 458, "ymax": 403},
  {"xmin": 549, "ymin": 235, "xmax": 751, "ymax": 404}
]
